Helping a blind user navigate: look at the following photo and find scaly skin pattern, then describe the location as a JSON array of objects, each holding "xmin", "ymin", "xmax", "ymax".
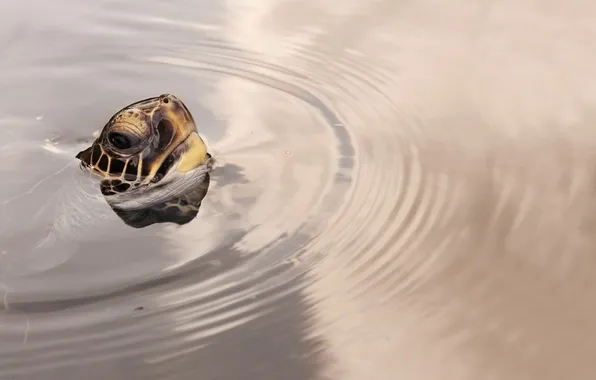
[
  {"xmin": 77, "ymin": 93, "xmax": 207, "ymax": 188},
  {"xmin": 76, "ymin": 94, "xmax": 212, "ymax": 227}
]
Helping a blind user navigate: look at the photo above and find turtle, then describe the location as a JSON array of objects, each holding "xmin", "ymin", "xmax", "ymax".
[{"xmin": 75, "ymin": 93, "xmax": 213, "ymax": 228}]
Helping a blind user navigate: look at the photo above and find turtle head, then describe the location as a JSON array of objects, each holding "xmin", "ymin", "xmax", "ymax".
[{"xmin": 76, "ymin": 94, "xmax": 212, "ymax": 211}]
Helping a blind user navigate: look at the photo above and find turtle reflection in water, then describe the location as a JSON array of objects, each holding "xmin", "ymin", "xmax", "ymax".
[{"xmin": 76, "ymin": 94, "xmax": 213, "ymax": 228}]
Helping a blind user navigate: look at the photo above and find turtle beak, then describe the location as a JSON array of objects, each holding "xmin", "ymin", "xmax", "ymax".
[
  {"xmin": 145, "ymin": 94, "xmax": 209, "ymax": 178},
  {"xmin": 174, "ymin": 132, "xmax": 209, "ymax": 173},
  {"xmin": 76, "ymin": 145, "xmax": 93, "ymax": 166},
  {"xmin": 161, "ymin": 94, "xmax": 198, "ymax": 140},
  {"xmin": 162, "ymin": 95, "xmax": 210, "ymax": 173}
]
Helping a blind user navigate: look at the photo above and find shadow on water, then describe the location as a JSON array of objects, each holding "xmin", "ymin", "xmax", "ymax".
[
  {"xmin": 148, "ymin": 290, "xmax": 328, "ymax": 380},
  {"xmin": 55, "ymin": 298, "xmax": 325, "ymax": 380},
  {"xmin": 3, "ymin": 238, "xmax": 327, "ymax": 380}
]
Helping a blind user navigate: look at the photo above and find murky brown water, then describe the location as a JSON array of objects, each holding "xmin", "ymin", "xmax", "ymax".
[{"xmin": 2, "ymin": 0, "xmax": 596, "ymax": 379}]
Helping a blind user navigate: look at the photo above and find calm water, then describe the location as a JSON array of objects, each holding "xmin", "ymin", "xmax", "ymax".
[{"xmin": 2, "ymin": 0, "xmax": 596, "ymax": 379}]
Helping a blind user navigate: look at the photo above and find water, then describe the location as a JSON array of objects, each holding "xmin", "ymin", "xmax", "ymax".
[{"xmin": 2, "ymin": 0, "xmax": 596, "ymax": 379}]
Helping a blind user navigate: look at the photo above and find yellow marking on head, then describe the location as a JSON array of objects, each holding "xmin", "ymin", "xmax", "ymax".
[
  {"xmin": 176, "ymin": 133, "xmax": 208, "ymax": 173},
  {"xmin": 137, "ymin": 153, "xmax": 143, "ymax": 181},
  {"xmin": 122, "ymin": 159, "xmax": 129, "ymax": 180}
]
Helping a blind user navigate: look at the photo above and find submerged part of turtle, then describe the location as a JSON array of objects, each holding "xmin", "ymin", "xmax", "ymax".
[{"xmin": 76, "ymin": 94, "xmax": 213, "ymax": 228}]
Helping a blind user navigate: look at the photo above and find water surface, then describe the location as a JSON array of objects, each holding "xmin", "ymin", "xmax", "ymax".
[{"xmin": 2, "ymin": 0, "xmax": 596, "ymax": 379}]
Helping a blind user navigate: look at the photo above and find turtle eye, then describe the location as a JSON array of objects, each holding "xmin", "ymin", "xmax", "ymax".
[{"xmin": 107, "ymin": 132, "xmax": 137, "ymax": 150}]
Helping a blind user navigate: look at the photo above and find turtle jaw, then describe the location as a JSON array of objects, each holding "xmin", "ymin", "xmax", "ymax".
[
  {"xmin": 133, "ymin": 94, "xmax": 203, "ymax": 184},
  {"xmin": 105, "ymin": 144, "xmax": 212, "ymax": 211},
  {"xmin": 173, "ymin": 131, "xmax": 210, "ymax": 173},
  {"xmin": 78, "ymin": 128, "xmax": 212, "ymax": 210}
]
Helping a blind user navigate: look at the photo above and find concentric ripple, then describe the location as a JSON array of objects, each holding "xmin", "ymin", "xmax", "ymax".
[
  {"xmin": 3, "ymin": 0, "xmax": 596, "ymax": 379},
  {"xmin": 0, "ymin": 0, "xmax": 353, "ymax": 376}
]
